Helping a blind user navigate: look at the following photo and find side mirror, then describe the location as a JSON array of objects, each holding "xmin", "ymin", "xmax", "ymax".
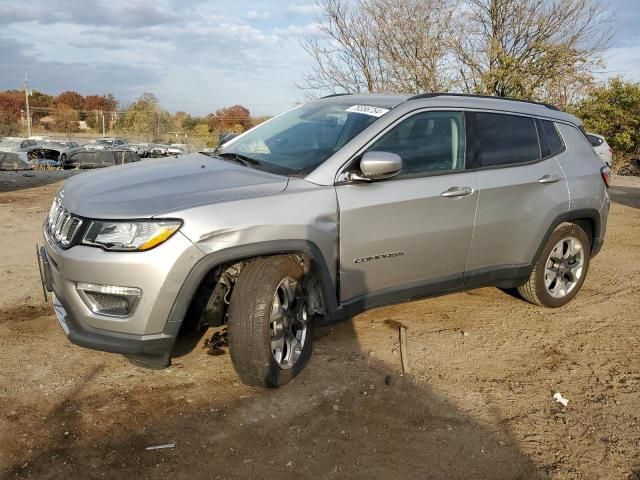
[{"xmin": 348, "ymin": 151, "xmax": 402, "ymax": 182}]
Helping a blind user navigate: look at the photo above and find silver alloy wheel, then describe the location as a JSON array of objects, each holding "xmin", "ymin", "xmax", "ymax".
[
  {"xmin": 270, "ymin": 277, "xmax": 308, "ymax": 369},
  {"xmin": 544, "ymin": 236, "xmax": 585, "ymax": 298}
]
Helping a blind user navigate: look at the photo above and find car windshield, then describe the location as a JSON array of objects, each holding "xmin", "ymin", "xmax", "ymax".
[{"xmin": 219, "ymin": 102, "xmax": 389, "ymax": 175}]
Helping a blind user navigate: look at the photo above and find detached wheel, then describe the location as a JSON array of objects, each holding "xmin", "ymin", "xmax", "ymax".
[
  {"xmin": 518, "ymin": 223, "xmax": 590, "ymax": 307},
  {"xmin": 228, "ymin": 256, "xmax": 312, "ymax": 387}
]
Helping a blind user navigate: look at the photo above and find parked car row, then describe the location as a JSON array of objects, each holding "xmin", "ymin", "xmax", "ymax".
[
  {"xmin": 147, "ymin": 143, "xmax": 188, "ymax": 157},
  {"xmin": 0, "ymin": 136, "xmax": 189, "ymax": 169}
]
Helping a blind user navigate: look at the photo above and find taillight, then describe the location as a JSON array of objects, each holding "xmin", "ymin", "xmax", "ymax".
[{"xmin": 600, "ymin": 166, "xmax": 611, "ymax": 188}]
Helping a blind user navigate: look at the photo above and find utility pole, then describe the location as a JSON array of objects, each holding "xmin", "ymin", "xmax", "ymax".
[
  {"xmin": 100, "ymin": 109, "xmax": 105, "ymax": 136},
  {"xmin": 23, "ymin": 75, "xmax": 31, "ymax": 137}
]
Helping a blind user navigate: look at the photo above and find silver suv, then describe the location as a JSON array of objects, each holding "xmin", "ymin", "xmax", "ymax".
[{"xmin": 38, "ymin": 93, "xmax": 610, "ymax": 387}]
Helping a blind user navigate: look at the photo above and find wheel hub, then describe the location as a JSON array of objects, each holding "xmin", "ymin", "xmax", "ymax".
[
  {"xmin": 544, "ymin": 236, "xmax": 585, "ymax": 299},
  {"xmin": 270, "ymin": 277, "xmax": 308, "ymax": 370}
]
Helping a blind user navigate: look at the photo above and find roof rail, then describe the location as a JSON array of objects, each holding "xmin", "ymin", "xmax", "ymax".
[
  {"xmin": 321, "ymin": 93, "xmax": 351, "ymax": 99},
  {"xmin": 407, "ymin": 92, "xmax": 559, "ymax": 111}
]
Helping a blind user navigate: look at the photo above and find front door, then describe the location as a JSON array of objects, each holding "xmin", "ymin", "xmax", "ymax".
[{"xmin": 336, "ymin": 110, "xmax": 479, "ymax": 303}]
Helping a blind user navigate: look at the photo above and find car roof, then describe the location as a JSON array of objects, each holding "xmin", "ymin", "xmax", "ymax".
[
  {"xmin": 314, "ymin": 92, "xmax": 580, "ymax": 125},
  {"xmin": 312, "ymin": 93, "xmax": 411, "ymax": 109}
]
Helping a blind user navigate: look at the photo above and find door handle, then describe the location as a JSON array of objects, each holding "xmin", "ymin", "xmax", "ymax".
[
  {"xmin": 441, "ymin": 186, "xmax": 474, "ymax": 198},
  {"xmin": 538, "ymin": 174, "xmax": 561, "ymax": 184}
]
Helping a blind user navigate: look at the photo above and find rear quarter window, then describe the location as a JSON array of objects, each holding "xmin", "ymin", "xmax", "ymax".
[
  {"xmin": 539, "ymin": 120, "xmax": 565, "ymax": 157},
  {"xmin": 475, "ymin": 113, "xmax": 540, "ymax": 167}
]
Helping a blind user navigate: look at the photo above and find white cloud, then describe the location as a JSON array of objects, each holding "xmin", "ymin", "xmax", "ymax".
[
  {"xmin": 246, "ymin": 10, "xmax": 271, "ymax": 20},
  {"xmin": 0, "ymin": 0, "xmax": 321, "ymax": 115},
  {"xmin": 603, "ymin": 40, "xmax": 640, "ymax": 81},
  {"xmin": 287, "ymin": 4, "xmax": 320, "ymax": 16}
]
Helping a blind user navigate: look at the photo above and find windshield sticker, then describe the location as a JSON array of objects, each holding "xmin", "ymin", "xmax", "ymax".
[{"xmin": 345, "ymin": 105, "xmax": 390, "ymax": 117}]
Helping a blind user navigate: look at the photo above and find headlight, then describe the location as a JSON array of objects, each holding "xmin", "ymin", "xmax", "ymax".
[{"xmin": 82, "ymin": 220, "xmax": 181, "ymax": 251}]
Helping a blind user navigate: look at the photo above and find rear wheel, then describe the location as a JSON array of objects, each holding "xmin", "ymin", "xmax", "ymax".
[
  {"xmin": 227, "ymin": 256, "xmax": 313, "ymax": 387},
  {"xmin": 518, "ymin": 223, "xmax": 590, "ymax": 307}
]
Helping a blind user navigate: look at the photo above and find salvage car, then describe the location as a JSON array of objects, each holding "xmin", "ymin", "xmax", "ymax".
[
  {"xmin": 28, "ymin": 141, "xmax": 84, "ymax": 166},
  {"xmin": 62, "ymin": 149, "xmax": 140, "ymax": 169},
  {"xmin": 38, "ymin": 93, "xmax": 610, "ymax": 388},
  {"xmin": 126, "ymin": 143, "xmax": 150, "ymax": 158}
]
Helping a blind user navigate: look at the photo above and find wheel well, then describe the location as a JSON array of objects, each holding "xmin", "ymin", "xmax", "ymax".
[
  {"xmin": 570, "ymin": 218, "xmax": 595, "ymax": 251},
  {"xmin": 175, "ymin": 253, "xmax": 327, "ymax": 346}
]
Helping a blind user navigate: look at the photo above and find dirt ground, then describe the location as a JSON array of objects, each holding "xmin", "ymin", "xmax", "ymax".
[{"xmin": 0, "ymin": 170, "xmax": 639, "ymax": 480}]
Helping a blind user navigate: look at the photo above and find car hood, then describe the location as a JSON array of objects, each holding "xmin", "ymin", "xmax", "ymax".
[{"xmin": 62, "ymin": 152, "xmax": 289, "ymax": 219}]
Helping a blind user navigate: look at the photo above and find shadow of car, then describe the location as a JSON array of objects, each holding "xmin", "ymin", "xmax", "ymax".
[{"xmin": 63, "ymin": 149, "xmax": 140, "ymax": 169}]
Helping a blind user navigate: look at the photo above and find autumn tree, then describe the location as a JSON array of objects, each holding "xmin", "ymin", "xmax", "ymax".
[
  {"xmin": 55, "ymin": 104, "xmax": 80, "ymax": 137},
  {"xmin": 207, "ymin": 105, "xmax": 252, "ymax": 132},
  {"xmin": 55, "ymin": 91, "xmax": 84, "ymax": 110},
  {"xmin": 84, "ymin": 94, "xmax": 118, "ymax": 129},
  {"xmin": 0, "ymin": 91, "xmax": 23, "ymax": 135}
]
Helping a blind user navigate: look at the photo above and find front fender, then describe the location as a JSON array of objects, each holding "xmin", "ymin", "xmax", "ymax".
[{"xmin": 162, "ymin": 240, "xmax": 339, "ymax": 339}]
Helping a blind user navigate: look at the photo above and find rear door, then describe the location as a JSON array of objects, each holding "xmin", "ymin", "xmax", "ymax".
[
  {"xmin": 465, "ymin": 112, "xmax": 570, "ymax": 274},
  {"xmin": 336, "ymin": 110, "xmax": 479, "ymax": 302}
]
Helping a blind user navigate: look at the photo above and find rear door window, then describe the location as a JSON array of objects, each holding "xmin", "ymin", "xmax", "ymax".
[{"xmin": 475, "ymin": 113, "xmax": 541, "ymax": 167}]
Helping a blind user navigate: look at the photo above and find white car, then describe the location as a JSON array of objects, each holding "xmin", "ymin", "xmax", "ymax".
[
  {"xmin": 586, "ymin": 133, "xmax": 613, "ymax": 167},
  {"xmin": 85, "ymin": 137, "xmax": 129, "ymax": 151}
]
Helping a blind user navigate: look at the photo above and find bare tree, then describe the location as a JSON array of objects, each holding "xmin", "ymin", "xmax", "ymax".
[
  {"xmin": 301, "ymin": 0, "xmax": 385, "ymax": 94},
  {"xmin": 451, "ymin": 0, "xmax": 611, "ymax": 106},
  {"xmin": 365, "ymin": 0, "xmax": 458, "ymax": 92},
  {"xmin": 301, "ymin": 0, "xmax": 610, "ymax": 106},
  {"xmin": 301, "ymin": 0, "xmax": 457, "ymax": 95}
]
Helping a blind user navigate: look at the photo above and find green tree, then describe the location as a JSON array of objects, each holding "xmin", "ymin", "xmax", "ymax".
[
  {"xmin": 118, "ymin": 93, "xmax": 171, "ymax": 141},
  {"xmin": 572, "ymin": 78, "xmax": 640, "ymax": 155}
]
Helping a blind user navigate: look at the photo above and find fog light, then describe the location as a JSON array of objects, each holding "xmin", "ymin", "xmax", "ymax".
[{"xmin": 77, "ymin": 282, "xmax": 141, "ymax": 317}]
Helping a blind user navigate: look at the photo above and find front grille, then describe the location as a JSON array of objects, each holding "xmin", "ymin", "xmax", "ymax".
[{"xmin": 47, "ymin": 196, "xmax": 82, "ymax": 247}]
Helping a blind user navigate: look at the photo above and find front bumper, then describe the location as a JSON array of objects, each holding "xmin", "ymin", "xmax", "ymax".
[
  {"xmin": 51, "ymin": 291, "xmax": 174, "ymax": 368},
  {"xmin": 38, "ymin": 228, "xmax": 205, "ymax": 367}
]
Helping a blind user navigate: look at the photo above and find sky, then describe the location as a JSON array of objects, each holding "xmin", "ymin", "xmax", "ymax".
[{"xmin": 0, "ymin": 0, "xmax": 639, "ymax": 117}]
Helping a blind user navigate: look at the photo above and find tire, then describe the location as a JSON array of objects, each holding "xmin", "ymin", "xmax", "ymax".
[
  {"xmin": 227, "ymin": 256, "xmax": 313, "ymax": 387},
  {"xmin": 517, "ymin": 223, "xmax": 591, "ymax": 308}
]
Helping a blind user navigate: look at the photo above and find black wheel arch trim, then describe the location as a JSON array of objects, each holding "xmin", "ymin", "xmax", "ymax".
[
  {"xmin": 163, "ymin": 240, "xmax": 339, "ymax": 339},
  {"xmin": 533, "ymin": 208, "xmax": 603, "ymax": 264}
]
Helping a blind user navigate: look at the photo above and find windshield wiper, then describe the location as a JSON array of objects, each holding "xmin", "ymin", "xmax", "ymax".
[{"xmin": 217, "ymin": 152, "xmax": 262, "ymax": 167}]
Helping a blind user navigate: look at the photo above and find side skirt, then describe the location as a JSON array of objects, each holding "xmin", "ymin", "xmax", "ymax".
[{"xmin": 328, "ymin": 264, "xmax": 532, "ymax": 323}]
